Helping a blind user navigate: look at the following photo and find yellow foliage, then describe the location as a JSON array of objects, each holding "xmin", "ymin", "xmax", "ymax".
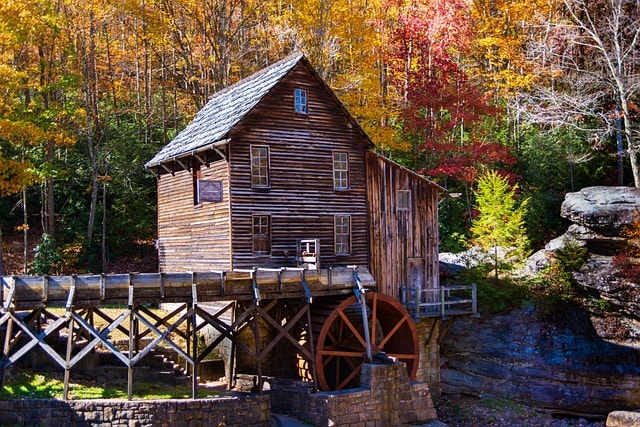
[{"xmin": 469, "ymin": 0, "xmax": 562, "ymax": 99}]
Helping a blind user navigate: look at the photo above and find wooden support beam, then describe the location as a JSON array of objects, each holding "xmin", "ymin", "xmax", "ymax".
[{"xmin": 438, "ymin": 317, "xmax": 456, "ymax": 345}]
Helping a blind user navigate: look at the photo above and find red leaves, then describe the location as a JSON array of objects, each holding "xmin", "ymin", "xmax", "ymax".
[{"xmin": 384, "ymin": 0, "xmax": 511, "ymax": 184}]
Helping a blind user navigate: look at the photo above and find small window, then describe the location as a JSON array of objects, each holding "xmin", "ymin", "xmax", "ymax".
[
  {"xmin": 251, "ymin": 145, "xmax": 270, "ymax": 188},
  {"xmin": 252, "ymin": 215, "xmax": 271, "ymax": 255},
  {"xmin": 397, "ymin": 190, "xmax": 411, "ymax": 211},
  {"xmin": 294, "ymin": 88, "xmax": 307, "ymax": 114},
  {"xmin": 333, "ymin": 151, "xmax": 349, "ymax": 190},
  {"xmin": 334, "ymin": 215, "xmax": 351, "ymax": 255}
]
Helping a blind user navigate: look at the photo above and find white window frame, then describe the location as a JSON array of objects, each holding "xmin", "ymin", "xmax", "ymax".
[
  {"xmin": 294, "ymin": 88, "xmax": 308, "ymax": 114},
  {"xmin": 251, "ymin": 145, "xmax": 270, "ymax": 188},
  {"xmin": 333, "ymin": 151, "xmax": 349, "ymax": 190},
  {"xmin": 334, "ymin": 215, "xmax": 351, "ymax": 256}
]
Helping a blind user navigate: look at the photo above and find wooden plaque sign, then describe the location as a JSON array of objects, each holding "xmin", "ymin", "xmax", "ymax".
[{"xmin": 198, "ymin": 180, "xmax": 223, "ymax": 202}]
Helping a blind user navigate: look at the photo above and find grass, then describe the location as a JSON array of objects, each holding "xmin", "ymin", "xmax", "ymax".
[{"xmin": 0, "ymin": 369, "xmax": 222, "ymax": 400}]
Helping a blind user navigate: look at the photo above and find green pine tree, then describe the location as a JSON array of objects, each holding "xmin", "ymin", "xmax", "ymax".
[{"xmin": 471, "ymin": 170, "xmax": 530, "ymax": 280}]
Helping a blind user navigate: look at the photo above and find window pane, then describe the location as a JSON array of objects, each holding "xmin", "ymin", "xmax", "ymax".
[
  {"xmin": 397, "ymin": 190, "xmax": 411, "ymax": 211},
  {"xmin": 253, "ymin": 215, "xmax": 271, "ymax": 254},
  {"xmin": 251, "ymin": 146, "xmax": 269, "ymax": 187},
  {"xmin": 335, "ymin": 215, "xmax": 350, "ymax": 255},
  {"xmin": 333, "ymin": 152, "xmax": 349, "ymax": 189},
  {"xmin": 294, "ymin": 88, "xmax": 307, "ymax": 114}
]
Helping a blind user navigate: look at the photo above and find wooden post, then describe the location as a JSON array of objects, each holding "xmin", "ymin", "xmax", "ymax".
[
  {"xmin": 252, "ymin": 302, "xmax": 263, "ymax": 394},
  {"xmin": 63, "ymin": 277, "xmax": 76, "ymax": 401},
  {"xmin": 226, "ymin": 301, "xmax": 237, "ymax": 390},
  {"xmin": 1, "ymin": 313, "xmax": 14, "ymax": 393},
  {"xmin": 305, "ymin": 301, "xmax": 318, "ymax": 391},
  {"xmin": 127, "ymin": 282, "xmax": 134, "ymax": 400},
  {"xmin": 63, "ymin": 313, "xmax": 74, "ymax": 401},
  {"xmin": 191, "ymin": 274, "xmax": 198, "ymax": 399}
]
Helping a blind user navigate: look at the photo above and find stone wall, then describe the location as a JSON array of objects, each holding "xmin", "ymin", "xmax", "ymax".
[
  {"xmin": 0, "ymin": 395, "xmax": 270, "ymax": 427},
  {"xmin": 269, "ymin": 362, "xmax": 437, "ymax": 427},
  {"xmin": 416, "ymin": 318, "xmax": 441, "ymax": 397}
]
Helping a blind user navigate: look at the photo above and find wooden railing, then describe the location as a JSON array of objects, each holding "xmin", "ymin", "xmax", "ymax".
[{"xmin": 399, "ymin": 284, "xmax": 477, "ymax": 319}]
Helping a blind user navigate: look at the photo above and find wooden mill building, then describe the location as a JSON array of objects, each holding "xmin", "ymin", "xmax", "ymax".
[{"xmin": 145, "ymin": 52, "xmax": 442, "ymax": 299}]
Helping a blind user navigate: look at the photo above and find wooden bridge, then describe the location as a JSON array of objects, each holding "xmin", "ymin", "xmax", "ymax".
[{"xmin": 0, "ymin": 266, "xmax": 477, "ymax": 400}]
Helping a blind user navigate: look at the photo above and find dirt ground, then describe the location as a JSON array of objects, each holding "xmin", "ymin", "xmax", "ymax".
[{"xmin": 434, "ymin": 394, "xmax": 606, "ymax": 427}]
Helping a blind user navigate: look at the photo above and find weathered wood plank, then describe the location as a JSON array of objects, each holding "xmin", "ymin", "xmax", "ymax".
[{"xmin": 1, "ymin": 267, "xmax": 374, "ymax": 309}]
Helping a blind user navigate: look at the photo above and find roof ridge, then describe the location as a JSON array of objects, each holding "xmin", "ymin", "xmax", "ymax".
[
  {"xmin": 145, "ymin": 51, "xmax": 305, "ymax": 168},
  {"xmin": 202, "ymin": 51, "xmax": 304, "ymax": 107}
]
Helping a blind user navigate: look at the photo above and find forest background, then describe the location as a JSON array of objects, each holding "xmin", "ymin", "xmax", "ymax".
[{"xmin": 0, "ymin": 0, "xmax": 638, "ymax": 275}]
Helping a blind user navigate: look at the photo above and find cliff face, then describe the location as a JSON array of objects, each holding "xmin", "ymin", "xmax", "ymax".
[
  {"xmin": 440, "ymin": 307, "xmax": 640, "ymax": 416},
  {"xmin": 440, "ymin": 186, "xmax": 640, "ymax": 416}
]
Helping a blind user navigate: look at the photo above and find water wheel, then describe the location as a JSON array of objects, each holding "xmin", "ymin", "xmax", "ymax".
[{"xmin": 309, "ymin": 291, "xmax": 419, "ymax": 391}]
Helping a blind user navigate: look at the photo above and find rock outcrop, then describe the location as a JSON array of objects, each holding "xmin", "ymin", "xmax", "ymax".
[
  {"xmin": 440, "ymin": 186, "xmax": 640, "ymax": 416},
  {"xmin": 524, "ymin": 186, "xmax": 640, "ymax": 315},
  {"xmin": 560, "ymin": 186, "xmax": 640, "ymax": 236},
  {"xmin": 440, "ymin": 307, "xmax": 640, "ymax": 416}
]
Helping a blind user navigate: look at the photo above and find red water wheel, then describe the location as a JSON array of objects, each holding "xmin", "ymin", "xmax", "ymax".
[{"xmin": 310, "ymin": 292, "xmax": 419, "ymax": 391}]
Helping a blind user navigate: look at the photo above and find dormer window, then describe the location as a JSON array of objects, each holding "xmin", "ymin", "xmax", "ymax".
[{"xmin": 294, "ymin": 88, "xmax": 308, "ymax": 114}]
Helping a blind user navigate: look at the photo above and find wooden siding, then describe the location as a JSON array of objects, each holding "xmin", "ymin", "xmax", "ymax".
[
  {"xmin": 157, "ymin": 159, "xmax": 231, "ymax": 271},
  {"xmin": 227, "ymin": 62, "xmax": 370, "ymax": 269},
  {"xmin": 366, "ymin": 151, "xmax": 440, "ymax": 299}
]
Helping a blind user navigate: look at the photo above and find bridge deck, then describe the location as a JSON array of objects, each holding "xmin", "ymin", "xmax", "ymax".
[{"xmin": 1, "ymin": 266, "xmax": 375, "ymax": 310}]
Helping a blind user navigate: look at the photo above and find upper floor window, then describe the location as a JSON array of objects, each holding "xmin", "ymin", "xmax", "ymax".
[
  {"xmin": 251, "ymin": 145, "xmax": 270, "ymax": 188},
  {"xmin": 294, "ymin": 88, "xmax": 308, "ymax": 114},
  {"xmin": 397, "ymin": 190, "xmax": 411, "ymax": 211},
  {"xmin": 334, "ymin": 215, "xmax": 351, "ymax": 256},
  {"xmin": 333, "ymin": 151, "xmax": 349, "ymax": 190},
  {"xmin": 252, "ymin": 215, "xmax": 271, "ymax": 255}
]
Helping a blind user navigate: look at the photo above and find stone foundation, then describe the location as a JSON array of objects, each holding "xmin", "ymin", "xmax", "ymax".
[
  {"xmin": 416, "ymin": 318, "xmax": 441, "ymax": 397},
  {"xmin": 0, "ymin": 363, "xmax": 435, "ymax": 426},
  {"xmin": 0, "ymin": 394, "xmax": 270, "ymax": 427},
  {"xmin": 269, "ymin": 362, "xmax": 437, "ymax": 426}
]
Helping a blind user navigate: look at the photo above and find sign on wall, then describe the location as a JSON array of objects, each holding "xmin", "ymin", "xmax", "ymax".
[{"xmin": 197, "ymin": 180, "xmax": 223, "ymax": 203}]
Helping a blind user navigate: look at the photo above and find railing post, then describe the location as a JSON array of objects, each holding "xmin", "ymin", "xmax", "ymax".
[
  {"xmin": 440, "ymin": 286, "xmax": 446, "ymax": 317},
  {"xmin": 472, "ymin": 283, "xmax": 478, "ymax": 315}
]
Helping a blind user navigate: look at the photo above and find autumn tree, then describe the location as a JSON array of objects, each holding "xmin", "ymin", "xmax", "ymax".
[
  {"xmin": 383, "ymin": 0, "xmax": 513, "ymax": 182},
  {"xmin": 0, "ymin": 0, "xmax": 77, "ymax": 272},
  {"xmin": 518, "ymin": 0, "xmax": 640, "ymax": 187},
  {"xmin": 471, "ymin": 170, "xmax": 529, "ymax": 279}
]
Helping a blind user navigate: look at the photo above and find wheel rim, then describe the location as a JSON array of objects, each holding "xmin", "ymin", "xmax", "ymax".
[{"xmin": 312, "ymin": 292, "xmax": 419, "ymax": 391}]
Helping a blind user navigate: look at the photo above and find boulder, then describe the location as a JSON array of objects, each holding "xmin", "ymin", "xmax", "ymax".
[
  {"xmin": 524, "ymin": 187, "xmax": 640, "ymax": 313},
  {"xmin": 607, "ymin": 411, "xmax": 640, "ymax": 427},
  {"xmin": 560, "ymin": 186, "xmax": 640, "ymax": 236}
]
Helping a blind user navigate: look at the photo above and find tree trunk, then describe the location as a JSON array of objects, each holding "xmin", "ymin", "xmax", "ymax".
[
  {"xmin": 0, "ymin": 224, "xmax": 5, "ymax": 276},
  {"xmin": 22, "ymin": 188, "xmax": 28, "ymax": 274},
  {"xmin": 101, "ymin": 179, "xmax": 107, "ymax": 273},
  {"xmin": 622, "ymin": 104, "xmax": 640, "ymax": 187},
  {"xmin": 45, "ymin": 177, "xmax": 55, "ymax": 234}
]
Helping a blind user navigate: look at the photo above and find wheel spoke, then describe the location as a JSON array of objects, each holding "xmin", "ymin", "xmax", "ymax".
[
  {"xmin": 337, "ymin": 364, "xmax": 362, "ymax": 390},
  {"xmin": 378, "ymin": 314, "xmax": 409, "ymax": 349},
  {"xmin": 312, "ymin": 293, "xmax": 419, "ymax": 391},
  {"xmin": 319, "ymin": 349, "xmax": 363, "ymax": 358},
  {"xmin": 337, "ymin": 309, "xmax": 366, "ymax": 348}
]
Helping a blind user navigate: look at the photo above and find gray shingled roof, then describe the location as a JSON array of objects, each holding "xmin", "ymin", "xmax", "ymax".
[{"xmin": 145, "ymin": 52, "xmax": 304, "ymax": 168}]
